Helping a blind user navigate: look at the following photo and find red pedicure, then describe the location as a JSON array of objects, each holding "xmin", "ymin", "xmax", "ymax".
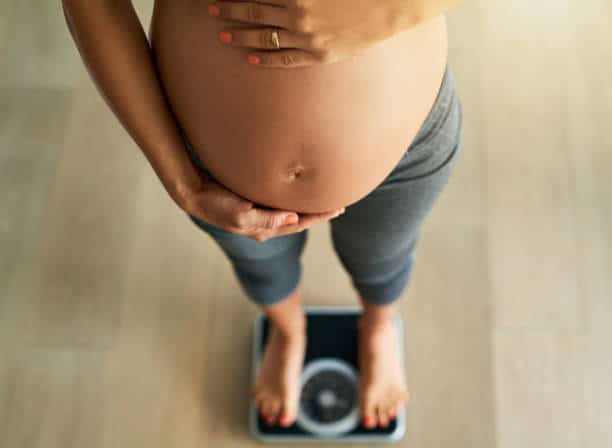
[{"xmin": 279, "ymin": 414, "xmax": 292, "ymax": 426}]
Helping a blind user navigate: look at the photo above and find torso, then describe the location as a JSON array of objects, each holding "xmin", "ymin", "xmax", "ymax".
[{"xmin": 149, "ymin": 1, "xmax": 448, "ymax": 213}]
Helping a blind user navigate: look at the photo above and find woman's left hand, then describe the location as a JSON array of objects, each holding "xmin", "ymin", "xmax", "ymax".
[{"xmin": 207, "ymin": 0, "xmax": 422, "ymax": 68}]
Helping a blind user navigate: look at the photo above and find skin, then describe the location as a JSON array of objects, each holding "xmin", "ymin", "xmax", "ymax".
[
  {"xmin": 208, "ymin": 0, "xmax": 464, "ymax": 68},
  {"xmin": 252, "ymin": 282, "xmax": 409, "ymax": 429},
  {"xmin": 62, "ymin": 0, "xmax": 462, "ymax": 431},
  {"xmin": 61, "ymin": 0, "xmax": 346, "ymax": 241},
  {"xmin": 149, "ymin": 3, "xmax": 450, "ymax": 213},
  {"xmin": 202, "ymin": 0, "xmax": 461, "ymax": 428}
]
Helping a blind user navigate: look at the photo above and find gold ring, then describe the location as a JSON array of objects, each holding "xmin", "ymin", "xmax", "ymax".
[{"xmin": 270, "ymin": 29, "xmax": 280, "ymax": 49}]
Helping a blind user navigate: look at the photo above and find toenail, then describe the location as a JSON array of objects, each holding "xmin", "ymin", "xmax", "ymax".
[
  {"xmin": 279, "ymin": 414, "xmax": 292, "ymax": 426},
  {"xmin": 363, "ymin": 416, "xmax": 375, "ymax": 428}
]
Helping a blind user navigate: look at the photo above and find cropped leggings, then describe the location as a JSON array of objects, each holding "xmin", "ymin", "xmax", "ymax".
[{"xmin": 183, "ymin": 64, "xmax": 463, "ymax": 308}]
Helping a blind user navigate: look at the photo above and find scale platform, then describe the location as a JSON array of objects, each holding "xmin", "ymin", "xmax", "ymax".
[{"xmin": 249, "ymin": 306, "xmax": 406, "ymax": 443}]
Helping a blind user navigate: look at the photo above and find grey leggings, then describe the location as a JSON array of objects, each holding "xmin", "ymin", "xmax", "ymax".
[{"xmin": 183, "ymin": 63, "xmax": 463, "ymax": 307}]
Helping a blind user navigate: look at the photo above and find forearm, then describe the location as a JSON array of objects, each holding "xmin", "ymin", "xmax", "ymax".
[{"xmin": 61, "ymin": 0, "xmax": 204, "ymax": 206}]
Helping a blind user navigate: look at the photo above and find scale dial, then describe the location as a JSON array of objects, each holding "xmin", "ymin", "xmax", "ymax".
[{"xmin": 296, "ymin": 358, "xmax": 360, "ymax": 437}]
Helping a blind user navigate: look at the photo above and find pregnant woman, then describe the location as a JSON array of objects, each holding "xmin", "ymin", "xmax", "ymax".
[{"xmin": 62, "ymin": 0, "xmax": 464, "ymax": 431}]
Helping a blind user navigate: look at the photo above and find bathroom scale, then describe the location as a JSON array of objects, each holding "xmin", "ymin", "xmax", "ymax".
[{"xmin": 249, "ymin": 306, "xmax": 407, "ymax": 443}]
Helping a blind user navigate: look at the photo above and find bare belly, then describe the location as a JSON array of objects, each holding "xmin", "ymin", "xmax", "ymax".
[{"xmin": 149, "ymin": 1, "xmax": 448, "ymax": 213}]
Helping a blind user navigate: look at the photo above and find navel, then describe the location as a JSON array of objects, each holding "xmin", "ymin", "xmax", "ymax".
[{"xmin": 283, "ymin": 163, "xmax": 307, "ymax": 182}]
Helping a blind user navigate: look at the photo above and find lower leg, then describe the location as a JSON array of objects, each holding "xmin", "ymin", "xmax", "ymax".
[
  {"xmin": 359, "ymin": 296, "xmax": 399, "ymax": 327},
  {"xmin": 262, "ymin": 284, "xmax": 306, "ymax": 334},
  {"xmin": 252, "ymin": 284, "xmax": 307, "ymax": 427},
  {"xmin": 357, "ymin": 295, "xmax": 408, "ymax": 429}
]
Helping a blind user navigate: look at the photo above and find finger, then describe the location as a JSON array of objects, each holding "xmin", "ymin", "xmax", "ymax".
[
  {"xmin": 247, "ymin": 49, "xmax": 319, "ymax": 68},
  {"xmin": 252, "ymin": 209, "xmax": 340, "ymax": 239},
  {"xmin": 296, "ymin": 209, "xmax": 345, "ymax": 226},
  {"xmin": 276, "ymin": 208, "xmax": 344, "ymax": 232},
  {"xmin": 249, "ymin": 208, "xmax": 344, "ymax": 240},
  {"xmin": 239, "ymin": 208, "xmax": 298, "ymax": 230},
  {"xmin": 219, "ymin": 27, "xmax": 307, "ymax": 50},
  {"xmin": 212, "ymin": 1, "xmax": 290, "ymax": 29},
  {"xmin": 240, "ymin": 204, "xmax": 344, "ymax": 231}
]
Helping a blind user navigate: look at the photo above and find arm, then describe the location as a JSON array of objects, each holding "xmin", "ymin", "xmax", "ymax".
[{"xmin": 61, "ymin": 0, "xmax": 205, "ymax": 207}]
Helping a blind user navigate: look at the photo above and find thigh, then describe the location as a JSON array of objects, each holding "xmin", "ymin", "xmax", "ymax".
[{"xmin": 330, "ymin": 66, "xmax": 464, "ymax": 261}]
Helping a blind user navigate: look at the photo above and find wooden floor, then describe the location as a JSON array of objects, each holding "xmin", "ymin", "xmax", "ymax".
[{"xmin": 1, "ymin": 1, "xmax": 610, "ymax": 447}]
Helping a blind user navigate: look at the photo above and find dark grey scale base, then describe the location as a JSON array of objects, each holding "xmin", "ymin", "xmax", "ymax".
[{"xmin": 249, "ymin": 307, "xmax": 406, "ymax": 444}]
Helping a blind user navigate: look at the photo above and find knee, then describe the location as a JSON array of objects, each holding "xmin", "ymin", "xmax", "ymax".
[
  {"xmin": 331, "ymin": 230, "xmax": 419, "ymax": 276},
  {"xmin": 352, "ymin": 252, "xmax": 415, "ymax": 306}
]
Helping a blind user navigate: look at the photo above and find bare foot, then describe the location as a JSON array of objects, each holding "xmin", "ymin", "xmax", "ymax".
[
  {"xmin": 251, "ymin": 319, "xmax": 306, "ymax": 427},
  {"xmin": 358, "ymin": 314, "xmax": 409, "ymax": 429}
]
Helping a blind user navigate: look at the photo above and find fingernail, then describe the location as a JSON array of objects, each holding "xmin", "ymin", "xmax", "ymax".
[
  {"xmin": 208, "ymin": 4, "xmax": 220, "ymax": 16},
  {"xmin": 248, "ymin": 54, "xmax": 261, "ymax": 65},
  {"xmin": 219, "ymin": 31, "xmax": 232, "ymax": 44},
  {"xmin": 283, "ymin": 214, "xmax": 298, "ymax": 225}
]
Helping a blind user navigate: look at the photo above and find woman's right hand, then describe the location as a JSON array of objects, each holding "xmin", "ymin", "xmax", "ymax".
[{"xmin": 180, "ymin": 172, "xmax": 346, "ymax": 242}]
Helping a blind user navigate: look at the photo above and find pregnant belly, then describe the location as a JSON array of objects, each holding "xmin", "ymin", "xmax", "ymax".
[{"xmin": 149, "ymin": 1, "xmax": 448, "ymax": 213}]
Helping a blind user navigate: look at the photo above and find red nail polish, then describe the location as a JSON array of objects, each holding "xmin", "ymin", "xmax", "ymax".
[
  {"xmin": 280, "ymin": 414, "xmax": 291, "ymax": 425},
  {"xmin": 248, "ymin": 54, "xmax": 260, "ymax": 65},
  {"xmin": 219, "ymin": 31, "xmax": 232, "ymax": 44},
  {"xmin": 208, "ymin": 4, "xmax": 219, "ymax": 16}
]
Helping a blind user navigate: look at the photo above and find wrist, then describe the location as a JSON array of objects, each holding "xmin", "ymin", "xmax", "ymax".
[
  {"xmin": 169, "ymin": 171, "xmax": 208, "ymax": 209},
  {"xmin": 143, "ymin": 139, "xmax": 210, "ymax": 209}
]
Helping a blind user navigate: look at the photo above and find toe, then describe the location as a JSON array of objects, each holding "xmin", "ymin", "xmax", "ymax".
[
  {"xmin": 260, "ymin": 399, "xmax": 275, "ymax": 424},
  {"xmin": 279, "ymin": 389, "xmax": 299, "ymax": 427},
  {"xmin": 361, "ymin": 395, "xmax": 377, "ymax": 429},
  {"xmin": 255, "ymin": 396, "xmax": 265, "ymax": 414},
  {"xmin": 377, "ymin": 406, "xmax": 389, "ymax": 428},
  {"xmin": 268, "ymin": 400, "xmax": 282, "ymax": 425},
  {"xmin": 387, "ymin": 403, "xmax": 397, "ymax": 419}
]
